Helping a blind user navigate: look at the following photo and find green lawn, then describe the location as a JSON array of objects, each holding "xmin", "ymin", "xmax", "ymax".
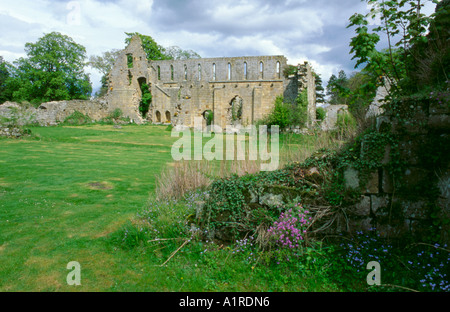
[
  {"xmin": 0, "ymin": 124, "xmax": 342, "ymax": 292},
  {"xmin": 0, "ymin": 125, "xmax": 179, "ymax": 291}
]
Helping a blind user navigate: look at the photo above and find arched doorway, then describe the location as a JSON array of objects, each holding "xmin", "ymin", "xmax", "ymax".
[
  {"xmin": 165, "ymin": 111, "xmax": 171, "ymax": 123},
  {"xmin": 202, "ymin": 110, "xmax": 214, "ymax": 126},
  {"xmin": 155, "ymin": 110, "xmax": 161, "ymax": 123},
  {"xmin": 228, "ymin": 95, "xmax": 243, "ymax": 126},
  {"xmin": 138, "ymin": 77, "xmax": 151, "ymax": 118}
]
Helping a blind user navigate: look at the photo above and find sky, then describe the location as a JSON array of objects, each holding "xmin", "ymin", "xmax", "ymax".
[{"xmin": 0, "ymin": 0, "xmax": 438, "ymax": 93}]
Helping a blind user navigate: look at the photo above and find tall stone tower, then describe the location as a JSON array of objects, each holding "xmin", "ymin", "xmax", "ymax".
[{"xmin": 107, "ymin": 35, "xmax": 149, "ymax": 123}]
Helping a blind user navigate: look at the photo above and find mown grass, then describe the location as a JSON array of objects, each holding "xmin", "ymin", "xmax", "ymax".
[
  {"xmin": 2, "ymin": 125, "xmax": 447, "ymax": 292},
  {"xmin": 0, "ymin": 124, "xmax": 177, "ymax": 291},
  {"xmin": 0, "ymin": 124, "xmax": 339, "ymax": 291}
]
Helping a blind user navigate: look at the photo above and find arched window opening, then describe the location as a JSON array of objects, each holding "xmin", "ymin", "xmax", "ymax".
[
  {"xmin": 138, "ymin": 77, "xmax": 151, "ymax": 118},
  {"xmin": 155, "ymin": 111, "xmax": 161, "ymax": 123},
  {"xmin": 260, "ymin": 61, "xmax": 264, "ymax": 79},
  {"xmin": 127, "ymin": 53, "xmax": 133, "ymax": 68},
  {"xmin": 212, "ymin": 63, "xmax": 216, "ymax": 81},
  {"xmin": 171, "ymin": 65, "xmax": 174, "ymax": 81},
  {"xmin": 228, "ymin": 63, "xmax": 232, "ymax": 80},
  {"xmin": 184, "ymin": 65, "xmax": 188, "ymax": 80},
  {"xmin": 244, "ymin": 62, "xmax": 248, "ymax": 80},
  {"xmin": 198, "ymin": 64, "xmax": 202, "ymax": 81},
  {"xmin": 276, "ymin": 61, "xmax": 281, "ymax": 79},
  {"xmin": 157, "ymin": 66, "xmax": 161, "ymax": 80},
  {"xmin": 165, "ymin": 111, "xmax": 171, "ymax": 123}
]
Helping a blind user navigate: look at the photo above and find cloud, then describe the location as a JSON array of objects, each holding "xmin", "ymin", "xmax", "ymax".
[{"xmin": 0, "ymin": 0, "xmax": 437, "ymax": 91}]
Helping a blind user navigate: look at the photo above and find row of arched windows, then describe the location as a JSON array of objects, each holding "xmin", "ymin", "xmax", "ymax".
[{"xmin": 156, "ymin": 61, "xmax": 281, "ymax": 81}]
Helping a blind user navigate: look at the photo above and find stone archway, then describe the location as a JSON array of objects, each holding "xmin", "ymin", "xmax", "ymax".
[
  {"xmin": 165, "ymin": 111, "xmax": 171, "ymax": 123},
  {"xmin": 228, "ymin": 95, "xmax": 243, "ymax": 126},
  {"xmin": 155, "ymin": 110, "xmax": 161, "ymax": 123},
  {"xmin": 202, "ymin": 110, "xmax": 214, "ymax": 126},
  {"xmin": 137, "ymin": 77, "xmax": 151, "ymax": 118}
]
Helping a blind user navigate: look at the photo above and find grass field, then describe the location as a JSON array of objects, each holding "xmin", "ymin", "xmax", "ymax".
[
  {"xmin": 0, "ymin": 124, "xmax": 339, "ymax": 291},
  {"xmin": 2, "ymin": 124, "xmax": 448, "ymax": 293}
]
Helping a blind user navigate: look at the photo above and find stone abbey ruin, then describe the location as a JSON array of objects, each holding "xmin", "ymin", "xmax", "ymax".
[
  {"xmin": 0, "ymin": 35, "xmax": 318, "ymax": 129},
  {"xmin": 107, "ymin": 35, "xmax": 317, "ymax": 130}
]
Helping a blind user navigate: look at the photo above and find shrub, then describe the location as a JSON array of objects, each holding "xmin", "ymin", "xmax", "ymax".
[
  {"xmin": 316, "ymin": 107, "xmax": 326, "ymax": 121},
  {"xmin": 100, "ymin": 108, "xmax": 125, "ymax": 124},
  {"xmin": 63, "ymin": 111, "xmax": 92, "ymax": 125},
  {"xmin": 266, "ymin": 96, "xmax": 290, "ymax": 129},
  {"xmin": 336, "ymin": 111, "xmax": 357, "ymax": 133}
]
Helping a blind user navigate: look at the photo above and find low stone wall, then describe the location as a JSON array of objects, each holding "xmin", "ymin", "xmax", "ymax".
[
  {"xmin": 0, "ymin": 99, "xmax": 111, "ymax": 126},
  {"xmin": 0, "ymin": 125, "xmax": 28, "ymax": 138},
  {"xmin": 342, "ymin": 96, "xmax": 450, "ymax": 241}
]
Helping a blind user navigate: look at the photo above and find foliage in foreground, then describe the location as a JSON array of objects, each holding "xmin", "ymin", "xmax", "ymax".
[{"xmin": 108, "ymin": 194, "xmax": 450, "ymax": 292}]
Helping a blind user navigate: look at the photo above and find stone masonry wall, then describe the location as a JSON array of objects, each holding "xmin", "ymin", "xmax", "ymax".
[
  {"xmin": 342, "ymin": 96, "xmax": 450, "ymax": 242},
  {"xmin": 149, "ymin": 56, "xmax": 289, "ymax": 129},
  {"xmin": 0, "ymin": 99, "xmax": 110, "ymax": 127}
]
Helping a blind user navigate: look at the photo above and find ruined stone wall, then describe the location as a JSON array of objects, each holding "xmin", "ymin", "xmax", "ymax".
[
  {"xmin": 104, "ymin": 36, "xmax": 317, "ymax": 129},
  {"xmin": 106, "ymin": 36, "xmax": 149, "ymax": 124},
  {"xmin": 149, "ymin": 56, "xmax": 289, "ymax": 129},
  {"xmin": 0, "ymin": 100, "xmax": 110, "ymax": 126},
  {"xmin": 341, "ymin": 97, "xmax": 450, "ymax": 242}
]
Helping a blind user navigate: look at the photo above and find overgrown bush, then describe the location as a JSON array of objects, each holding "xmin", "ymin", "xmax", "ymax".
[
  {"xmin": 336, "ymin": 111, "xmax": 357, "ymax": 133},
  {"xmin": 316, "ymin": 107, "xmax": 326, "ymax": 122},
  {"xmin": 99, "ymin": 108, "xmax": 129, "ymax": 124},
  {"xmin": 63, "ymin": 111, "xmax": 92, "ymax": 125},
  {"xmin": 257, "ymin": 91, "xmax": 309, "ymax": 130}
]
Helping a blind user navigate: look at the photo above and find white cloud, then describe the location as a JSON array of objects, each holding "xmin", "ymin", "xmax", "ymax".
[{"xmin": 0, "ymin": 0, "xmax": 437, "ymax": 92}]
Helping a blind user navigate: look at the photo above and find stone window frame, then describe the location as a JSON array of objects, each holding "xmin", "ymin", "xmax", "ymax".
[
  {"xmin": 244, "ymin": 62, "xmax": 248, "ymax": 80},
  {"xmin": 212, "ymin": 63, "xmax": 216, "ymax": 81},
  {"xmin": 276, "ymin": 61, "xmax": 281, "ymax": 79},
  {"xmin": 184, "ymin": 65, "xmax": 188, "ymax": 81},
  {"xmin": 171, "ymin": 65, "xmax": 174, "ymax": 81},
  {"xmin": 259, "ymin": 61, "xmax": 264, "ymax": 79},
  {"xmin": 228, "ymin": 63, "xmax": 232, "ymax": 80}
]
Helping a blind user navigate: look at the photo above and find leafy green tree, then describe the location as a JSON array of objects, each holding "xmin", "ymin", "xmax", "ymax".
[
  {"xmin": 10, "ymin": 32, "xmax": 92, "ymax": 105},
  {"xmin": 327, "ymin": 70, "xmax": 349, "ymax": 104},
  {"xmin": 125, "ymin": 32, "xmax": 201, "ymax": 62},
  {"xmin": 88, "ymin": 49, "xmax": 122, "ymax": 97},
  {"xmin": 347, "ymin": 0, "xmax": 437, "ymax": 95},
  {"xmin": 267, "ymin": 96, "xmax": 291, "ymax": 129},
  {"xmin": 0, "ymin": 56, "xmax": 12, "ymax": 103},
  {"xmin": 125, "ymin": 32, "xmax": 171, "ymax": 61},
  {"xmin": 314, "ymin": 72, "xmax": 326, "ymax": 104},
  {"xmin": 407, "ymin": 0, "xmax": 450, "ymax": 91},
  {"xmin": 164, "ymin": 46, "xmax": 201, "ymax": 60}
]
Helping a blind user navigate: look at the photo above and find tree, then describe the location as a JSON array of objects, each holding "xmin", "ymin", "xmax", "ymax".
[
  {"xmin": 88, "ymin": 49, "xmax": 122, "ymax": 97},
  {"xmin": 407, "ymin": 0, "xmax": 450, "ymax": 90},
  {"xmin": 314, "ymin": 72, "xmax": 326, "ymax": 104},
  {"xmin": 125, "ymin": 32, "xmax": 171, "ymax": 61},
  {"xmin": 164, "ymin": 46, "xmax": 201, "ymax": 60},
  {"xmin": 0, "ymin": 56, "xmax": 11, "ymax": 103},
  {"xmin": 326, "ymin": 70, "xmax": 349, "ymax": 104},
  {"xmin": 125, "ymin": 32, "xmax": 201, "ymax": 62},
  {"xmin": 347, "ymin": 0, "xmax": 437, "ymax": 95},
  {"xmin": 10, "ymin": 32, "xmax": 92, "ymax": 105}
]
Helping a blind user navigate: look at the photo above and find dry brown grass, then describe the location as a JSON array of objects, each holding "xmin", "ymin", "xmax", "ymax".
[{"xmin": 155, "ymin": 127, "xmax": 359, "ymax": 201}]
